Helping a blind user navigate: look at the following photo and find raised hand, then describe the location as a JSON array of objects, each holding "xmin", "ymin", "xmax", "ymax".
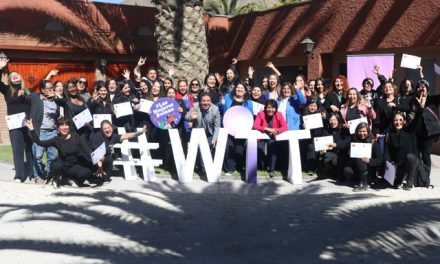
[
  {"xmin": 191, "ymin": 109, "xmax": 198, "ymax": 120},
  {"xmin": 415, "ymin": 93, "xmax": 427, "ymax": 109},
  {"xmin": 231, "ymin": 58, "xmax": 238, "ymax": 65},
  {"xmin": 248, "ymin": 66, "xmax": 254, "ymax": 78},
  {"xmin": 48, "ymin": 69, "xmax": 58, "ymax": 77},
  {"xmin": 137, "ymin": 56, "xmax": 147, "ymax": 67},
  {"xmin": 372, "ymin": 65, "xmax": 380, "ymax": 75},
  {"xmin": 122, "ymin": 69, "xmax": 130, "ymax": 80},
  {"xmin": 266, "ymin": 61, "xmax": 275, "ymax": 69},
  {"xmin": 1, "ymin": 73, "xmax": 8, "ymax": 85},
  {"xmin": 0, "ymin": 57, "xmax": 9, "ymax": 69}
]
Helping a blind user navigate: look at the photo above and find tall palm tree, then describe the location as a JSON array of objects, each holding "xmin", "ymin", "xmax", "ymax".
[{"xmin": 152, "ymin": 0, "xmax": 209, "ymax": 82}]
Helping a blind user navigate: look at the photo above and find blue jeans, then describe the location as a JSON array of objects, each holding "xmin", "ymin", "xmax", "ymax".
[{"xmin": 32, "ymin": 129, "xmax": 58, "ymax": 179}]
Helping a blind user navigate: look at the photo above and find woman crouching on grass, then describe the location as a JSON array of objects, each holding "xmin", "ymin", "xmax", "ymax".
[{"xmin": 25, "ymin": 119, "xmax": 104, "ymax": 187}]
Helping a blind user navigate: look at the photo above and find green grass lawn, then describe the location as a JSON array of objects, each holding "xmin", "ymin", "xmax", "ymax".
[
  {"xmin": 0, "ymin": 145, "xmax": 13, "ymax": 164},
  {"xmin": 0, "ymin": 145, "xmax": 309, "ymax": 178}
]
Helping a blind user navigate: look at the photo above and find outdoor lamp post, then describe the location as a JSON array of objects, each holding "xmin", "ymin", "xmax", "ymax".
[{"xmin": 300, "ymin": 37, "xmax": 315, "ymax": 59}]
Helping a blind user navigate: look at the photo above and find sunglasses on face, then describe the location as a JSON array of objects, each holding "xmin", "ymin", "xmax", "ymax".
[{"xmin": 191, "ymin": 83, "xmax": 199, "ymax": 86}]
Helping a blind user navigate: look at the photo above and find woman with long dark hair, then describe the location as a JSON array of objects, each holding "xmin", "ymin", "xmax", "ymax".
[
  {"xmin": 413, "ymin": 79, "xmax": 440, "ymax": 178},
  {"xmin": 54, "ymin": 78, "xmax": 90, "ymax": 137},
  {"xmin": 344, "ymin": 122, "xmax": 383, "ymax": 192}
]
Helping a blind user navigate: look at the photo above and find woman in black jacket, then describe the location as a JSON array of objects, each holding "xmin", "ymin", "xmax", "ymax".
[
  {"xmin": 0, "ymin": 63, "xmax": 32, "ymax": 182},
  {"xmin": 344, "ymin": 122, "xmax": 383, "ymax": 192},
  {"xmin": 54, "ymin": 79, "xmax": 90, "ymax": 138},
  {"xmin": 113, "ymin": 80, "xmax": 137, "ymax": 132},
  {"xmin": 413, "ymin": 79, "xmax": 440, "ymax": 178},
  {"xmin": 25, "ymin": 119, "xmax": 102, "ymax": 187},
  {"xmin": 385, "ymin": 109, "xmax": 422, "ymax": 190},
  {"xmin": 324, "ymin": 75, "xmax": 349, "ymax": 114},
  {"xmin": 322, "ymin": 113, "xmax": 350, "ymax": 181}
]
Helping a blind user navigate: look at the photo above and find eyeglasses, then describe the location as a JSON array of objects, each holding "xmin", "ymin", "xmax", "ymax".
[
  {"xmin": 78, "ymin": 80, "xmax": 87, "ymax": 84},
  {"xmin": 191, "ymin": 83, "xmax": 199, "ymax": 86}
]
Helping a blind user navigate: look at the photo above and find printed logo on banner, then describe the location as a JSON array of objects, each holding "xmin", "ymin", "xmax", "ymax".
[{"xmin": 150, "ymin": 98, "xmax": 182, "ymax": 129}]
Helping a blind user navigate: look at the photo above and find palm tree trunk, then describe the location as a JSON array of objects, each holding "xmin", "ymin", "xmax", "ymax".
[{"xmin": 153, "ymin": 0, "xmax": 209, "ymax": 82}]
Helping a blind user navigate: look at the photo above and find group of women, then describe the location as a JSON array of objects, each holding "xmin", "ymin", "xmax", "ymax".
[{"xmin": 1, "ymin": 55, "xmax": 438, "ymax": 191}]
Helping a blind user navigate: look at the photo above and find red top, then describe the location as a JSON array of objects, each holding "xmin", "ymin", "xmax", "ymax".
[{"xmin": 253, "ymin": 111, "xmax": 288, "ymax": 139}]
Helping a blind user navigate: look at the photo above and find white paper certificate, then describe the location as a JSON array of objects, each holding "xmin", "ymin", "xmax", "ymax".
[
  {"xmin": 114, "ymin": 102, "xmax": 133, "ymax": 118},
  {"xmin": 93, "ymin": 114, "xmax": 112, "ymax": 129},
  {"xmin": 314, "ymin": 136, "xmax": 334, "ymax": 152},
  {"xmin": 90, "ymin": 142, "xmax": 106, "ymax": 165},
  {"xmin": 72, "ymin": 108, "xmax": 93, "ymax": 129},
  {"xmin": 5, "ymin": 112, "xmax": 26, "ymax": 130},
  {"xmin": 350, "ymin": 143, "xmax": 372, "ymax": 159},
  {"xmin": 303, "ymin": 113, "xmax": 323, "ymax": 129},
  {"xmin": 384, "ymin": 161, "xmax": 396, "ymax": 186},
  {"xmin": 139, "ymin": 99, "xmax": 154, "ymax": 114},
  {"xmin": 400, "ymin": 53, "xmax": 421, "ymax": 69},
  {"xmin": 348, "ymin": 117, "xmax": 368, "ymax": 134},
  {"xmin": 252, "ymin": 102, "xmax": 265, "ymax": 116}
]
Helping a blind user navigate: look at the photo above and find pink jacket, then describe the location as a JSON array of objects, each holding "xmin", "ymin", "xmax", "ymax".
[{"xmin": 340, "ymin": 103, "xmax": 376, "ymax": 125}]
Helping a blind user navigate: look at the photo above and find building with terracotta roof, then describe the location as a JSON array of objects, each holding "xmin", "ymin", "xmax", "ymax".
[{"xmin": 0, "ymin": 0, "xmax": 439, "ymax": 146}]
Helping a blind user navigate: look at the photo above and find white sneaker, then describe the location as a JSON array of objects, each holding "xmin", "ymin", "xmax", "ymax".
[
  {"xmin": 14, "ymin": 179, "xmax": 22, "ymax": 183},
  {"xmin": 224, "ymin": 171, "xmax": 234, "ymax": 176}
]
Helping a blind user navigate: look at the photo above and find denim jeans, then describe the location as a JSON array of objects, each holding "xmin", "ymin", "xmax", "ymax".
[{"xmin": 32, "ymin": 129, "xmax": 58, "ymax": 179}]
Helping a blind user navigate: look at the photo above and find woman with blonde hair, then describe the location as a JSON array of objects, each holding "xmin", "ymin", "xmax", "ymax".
[{"xmin": 0, "ymin": 58, "xmax": 32, "ymax": 182}]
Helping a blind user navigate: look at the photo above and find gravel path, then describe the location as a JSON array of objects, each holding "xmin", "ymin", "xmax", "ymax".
[{"xmin": 0, "ymin": 157, "xmax": 439, "ymax": 264}]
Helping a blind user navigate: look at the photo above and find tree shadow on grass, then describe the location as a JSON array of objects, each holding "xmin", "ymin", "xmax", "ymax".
[{"xmin": 0, "ymin": 182, "xmax": 439, "ymax": 263}]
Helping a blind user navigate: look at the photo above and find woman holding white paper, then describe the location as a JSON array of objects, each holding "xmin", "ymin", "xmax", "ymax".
[
  {"xmin": 253, "ymin": 99, "xmax": 287, "ymax": 177},
  {"xmin": 0, "ymin": 58, "xmax": 33, "ymax": 182},
  {"xmin": 322, "ymin": 113, "xmax": 350, "ymax": 181},
  {"xmin": 89, "ymin": 120, "xmax": 146, "ymax": 183},
  {"xmin": 340, "ymin": 88, "xmax": 376, "ymax": 130},
  {"xmin": 300, "ymin": 97, "xmax": 326, "ymax": 175},
  {"xmin": 25, "ymin": 119, "xmax": 104, "ymax": 187},
  {"xmin": 113, "ymin": 80, "xmax": 137, "ymax": 132},
  {"xmin": 54, "ymin": 79, "xmax": 90, "ymax": 136},
  {"xmin": 343, "ymin": 122, "xmax": 382, "ymax": 192}
]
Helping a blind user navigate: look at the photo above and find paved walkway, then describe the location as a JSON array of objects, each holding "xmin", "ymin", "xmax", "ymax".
[{"xmin": 0, "ymin": 156, "xmax": 439, "ymax": 264}]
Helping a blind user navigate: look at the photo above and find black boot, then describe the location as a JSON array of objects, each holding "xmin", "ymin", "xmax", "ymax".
[{"xmin": 353, "ymin": 173, "xmax": 368, "ymax": 192}]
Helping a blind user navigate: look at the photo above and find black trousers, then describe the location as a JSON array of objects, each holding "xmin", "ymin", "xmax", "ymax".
[
  {"xmin": 417, "ymin": 136, "xmax": 435, "ymax": 176},
  {"xmin": 224, "ymin": 136, "xmax": 246, "ymax": 173},
  {"xmin": 396, "ymin": 153, "xmax": 420, "ymax": 186},
  {"xmin": 10, "ymin": 128, "xmax": 33, "ymax": 181},
  {"xmin": 343, "ymin": 158, "xmax": 368, "ymax": 184},
  {"xmin": 51, "ymin": 158, "xmax": 91, "ymax": 184}
]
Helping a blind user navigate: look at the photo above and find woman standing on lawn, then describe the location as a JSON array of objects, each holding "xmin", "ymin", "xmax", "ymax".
[{"xmin": 0, "ymin": 57, "xmax": 33, "ymax": 183}]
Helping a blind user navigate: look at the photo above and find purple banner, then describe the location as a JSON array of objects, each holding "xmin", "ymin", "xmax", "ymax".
[
  {"xmin": 150, "ymin": 98, "xmax": 182, "ymax": 130},
  {"xmin": 347, "ymin": 54, "xmax": 394, "ymax": 90}
]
